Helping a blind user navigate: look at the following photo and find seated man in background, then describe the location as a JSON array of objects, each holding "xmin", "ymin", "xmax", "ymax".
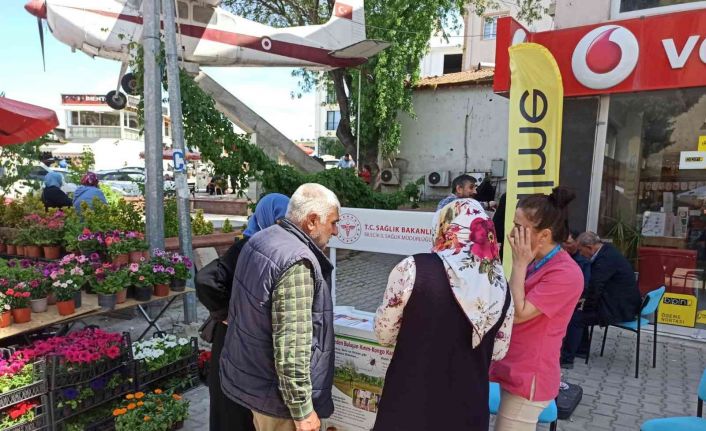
[
  {"xmin": 560, "ymin": 232, "xmax": 641, "ymax": 368},
  {"xmin": 561, "ymin": 230, "xmax": 592, "ymax": 359}
]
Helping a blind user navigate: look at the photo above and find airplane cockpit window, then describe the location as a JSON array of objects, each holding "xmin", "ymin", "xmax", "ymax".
[
  {"xmin": 177, "ymin": 1, "xmax": 189, "ymax": 20},
  {"xmin": 193, "ymin": 5, "xmax": 217, "ymax": 24}
]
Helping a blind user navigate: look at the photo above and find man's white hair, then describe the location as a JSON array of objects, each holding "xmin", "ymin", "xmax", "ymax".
[{"xmin": 286, "ymin": 183, "xmax": 341, "ymax": 224}]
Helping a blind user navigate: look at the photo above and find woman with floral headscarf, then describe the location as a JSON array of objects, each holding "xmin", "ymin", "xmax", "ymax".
[
  {"xmin": 373, "ymin": 199, "xmax": 513, "ymax": 431},
  {"xmin": 73, "ymin": 172, "xmax": 107, "ymax": 215}
]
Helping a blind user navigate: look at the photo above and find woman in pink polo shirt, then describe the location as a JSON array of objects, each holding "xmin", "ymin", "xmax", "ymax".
[{"xmin": 490, "ymin": 187, "xmax": 583, "ymax": 430}]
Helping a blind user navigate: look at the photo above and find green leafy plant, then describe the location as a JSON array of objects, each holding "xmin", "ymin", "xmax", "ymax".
[
  {"xmin": 605, "ymin": 215, "xmax": 643, "ymax": 267},
  {"xmin": 127, "ymin": 262, "xmax": 154, "ymax": 288},
  {"xmin": 95, "ymin": 267, "xmax": 129, "ymax": 295},
  {"xmin": 0, "ymin": 363, "xmax": 34, "ymax": 395},
  {"xmin": 192, "ymin": 210, "xmax": 213, "ymax": 235},
  {"xmin": 67, "ymin": 148, "xmax": 96, "ymax": 184},
  {"xmin": 221, "ymin": 218, "xmax": 233, "ymax": 233}
]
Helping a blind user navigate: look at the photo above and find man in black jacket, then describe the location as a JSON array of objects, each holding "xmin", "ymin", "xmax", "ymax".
[
  {"xmin": 560, "ymin": 232, "xmax": 641, "ymax": 368},
  {"xmin": 195, "ymin": 193, "xmax": 290, "ymax": 431}
]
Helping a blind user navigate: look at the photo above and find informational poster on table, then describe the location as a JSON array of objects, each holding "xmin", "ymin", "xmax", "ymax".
[{"xmin": 323, "ymin": 307, "xmax": 394, "ymax": 431}]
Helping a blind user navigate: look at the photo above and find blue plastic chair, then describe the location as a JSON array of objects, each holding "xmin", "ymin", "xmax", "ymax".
[
  {"xmin": 596, "ymin": 285, "xmax": 666, "ymax": 378},
  {"xmin": 489, "ymin": 382, "xmax": 558, "ymax": 431},
  {"xmin": 641, "ymin": 368, "xmax": 706, "ymax": 430}
]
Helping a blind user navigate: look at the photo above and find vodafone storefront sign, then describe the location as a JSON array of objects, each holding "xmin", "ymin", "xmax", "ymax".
[{"xmin": 495, "ymin": 9, "xmax": 706, "ymax": 97}]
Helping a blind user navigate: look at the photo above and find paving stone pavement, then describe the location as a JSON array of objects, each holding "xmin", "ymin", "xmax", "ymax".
[{"xmin": 93, "ymin": 251, "xmax": 706, "ymax": 430}]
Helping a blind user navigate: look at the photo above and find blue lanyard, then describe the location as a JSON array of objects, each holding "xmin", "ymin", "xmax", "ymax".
[{"xmin": 527, "ymin": 244, "xmax": 562, "ymax": 277}]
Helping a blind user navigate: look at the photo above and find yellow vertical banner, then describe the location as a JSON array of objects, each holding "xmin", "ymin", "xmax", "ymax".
[{"xmin": 503, "ymin": 43, "xmax": 564, "ymax": 274}]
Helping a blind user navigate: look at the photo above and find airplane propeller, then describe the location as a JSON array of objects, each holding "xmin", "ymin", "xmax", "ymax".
[
  {"xmin": 24, "ymin": 0, "xmax": 47, "ymax": 71},
  {"xmin": 37, "ymin": 18, "xmax": 46, "ymax": 71}
]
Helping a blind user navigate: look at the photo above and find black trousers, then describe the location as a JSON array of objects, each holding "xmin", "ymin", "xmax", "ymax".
[
  {"xmin": 210, "ymin": 322, "xmax": 255, "ymax": 431},
  {"xmin": 561, "ymin": 309, "xmax": 601, "ymax": 363}
]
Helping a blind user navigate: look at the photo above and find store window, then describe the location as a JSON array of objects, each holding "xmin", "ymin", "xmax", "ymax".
[
  {"xmin": 326, "ymin": 85, "xmax": 337, "ymax": 105},
  {"xmin": 326, "ymin": 111, "xmax": 341, "ymax": 131},
  {"xmin": 598, "ymin": 87, "xmax": 706, "ymax": 300},
  {"xmin": 618, "ymin": 0, "xmax": 704, "ymax": 13},
  {"xmin": 482, "ymin": 16, "xmax": 498, "ymax": 40},
  {"xmin": 80, "ymin": 112, "xmax": 100, "ymax": 126},
  {"xmin": 70, "ymin": 111, "xmax": 79, "ymax": 125},
  {"xmin": 101, "ymin": 112, "xmax": 120, "ymax": 126},
  {"xmin": 124, "ymin": 112, "xmax": 139, "ymax": 129},
  {"xmin": 443, "ymin": 54, "xmax": 463, "ymax": 74}
]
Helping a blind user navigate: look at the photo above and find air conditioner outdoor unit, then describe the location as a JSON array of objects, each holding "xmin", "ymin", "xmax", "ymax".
[
  {"xmin": 380, "ymin": 168, "xmax": 400, "ymax": 185},
  {"xmin": 426, "ymin": 171, "xmax": 450, "ymax": 188}
]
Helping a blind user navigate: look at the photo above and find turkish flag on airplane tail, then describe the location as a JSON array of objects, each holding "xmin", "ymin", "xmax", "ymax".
[{"xmin": 334, "ymin": 2, "xmax": 353, "ymax": 19}]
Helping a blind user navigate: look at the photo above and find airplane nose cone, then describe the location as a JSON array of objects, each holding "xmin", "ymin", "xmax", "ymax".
[{"xmin": 25, "ymin": 0, "xmax": 47, "ymax": 19}]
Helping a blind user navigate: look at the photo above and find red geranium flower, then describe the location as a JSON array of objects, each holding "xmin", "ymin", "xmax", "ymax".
[{"xmin": 470, "ymin": 218, "xmax": 500, "ymax": 260}]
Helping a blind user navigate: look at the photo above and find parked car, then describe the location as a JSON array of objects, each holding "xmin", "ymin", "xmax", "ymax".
[{"xmin": 97, "ymin": 169, "xmax": 176, "ymax": 197}]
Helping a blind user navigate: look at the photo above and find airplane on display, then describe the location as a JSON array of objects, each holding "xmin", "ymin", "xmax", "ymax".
[{"xmin": 24, "ymin": 0, "xmax": 388, "ymax": 109}]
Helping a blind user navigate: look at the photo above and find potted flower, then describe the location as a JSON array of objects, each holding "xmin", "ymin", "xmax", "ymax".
[
  {"xmin": 95, "ymin": 266, "xmax": 128, "ymax": 310},
  {"xmin": 53, "ymin": 278, "xmax": 81, "ymax": 316},
  {"xmin": 37, "ymin": 210, "xmax": 66, "ymax": 259},
  {"xmin": 0, "ymin": 235, "xmax": 6, "ymax": 255},
  {"xmin": 5, "ymin": 240, "xmax": 16, "ymax": 256},
  {"xmin": 126, "ymin": 231, "xmax": 148, "ymax": 263},
  {"xmin": 27, "ymin": 278, "xmax": 50, "ymax": 313},
  {"xmin": 0, "ymin": 288, "xmax": 11, "ymax": 328},
  {"xmin": 0, "ymin": 400, "xmax": 38, "ymax": 429},
  {"xmin": 18, "ymin": 216, "xmax": 42, "ymax": 258},
  {"xmin": 53, "ymin": 257, "xmax": 87, "ymax": 307},
  {"xmin": 5, "ymin": 282, "xmax": 32, "ymax": 323},
  {"xmin": 149, "ymin": 254, "xmax": 172, "ymax": 297},
  {"xmin": 168, "ymin": 253, "xmax": 192, "ymax": 292},
  {"xmin": 106, "ymin": 231, "xmax": 132, "ymax": 266},
  {"xmin": 128, "ymin": 262, "xmax": 153, "ymax": 302},
  {"xmin": 77, "ymin": 228, "xmax": 105, "ymax": 256}
]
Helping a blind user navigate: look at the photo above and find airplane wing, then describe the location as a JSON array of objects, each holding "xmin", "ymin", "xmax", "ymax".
[{"xmin": 329, "ymin": 39, "xmax": 390, "ymax": 59}]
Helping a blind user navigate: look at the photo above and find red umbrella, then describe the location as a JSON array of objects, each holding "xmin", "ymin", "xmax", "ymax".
[{"xmin": 0, "ymin": 97, "xmax": 58, "ymax": 145}]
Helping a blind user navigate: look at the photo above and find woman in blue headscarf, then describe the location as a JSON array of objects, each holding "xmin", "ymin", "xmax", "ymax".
[
  {"xmin": 195, "ymin": 193, "xmax": 289, "ymax": 431},
  {"xmin": 41, "ymin": 171, "xmax": 72, "ymax": 210}
]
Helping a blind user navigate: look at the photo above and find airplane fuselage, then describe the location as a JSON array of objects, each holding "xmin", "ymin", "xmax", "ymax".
[{"xmin": 45, "ymin": 0, "xmax": 366, "ymax": 69}]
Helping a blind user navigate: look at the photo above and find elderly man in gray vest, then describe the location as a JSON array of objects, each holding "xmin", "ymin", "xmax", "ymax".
[{"xmin": 220, "ymin": 183, "xmax": 341, "ymax": 431}]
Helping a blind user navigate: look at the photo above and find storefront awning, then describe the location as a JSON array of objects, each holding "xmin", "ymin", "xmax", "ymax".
[
  {"xmin": 49, "ymin": 142, "xmax": 93, "ymax": 158},
  {"xmin": 0, "ymin": 97, "xmax": 59, "ymax": 145}
]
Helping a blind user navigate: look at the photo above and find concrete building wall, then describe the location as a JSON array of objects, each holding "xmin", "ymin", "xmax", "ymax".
[
  {"xmin": 395, "ymin": 84, "xmax": 508, "ymax": 199},
  {"xmin": 554, "ymin": 0, "xmax": 610, "ymax": 29},
  {"xmin": 463, "ymin": 0, "xmax": 554, "ymax": 70}
]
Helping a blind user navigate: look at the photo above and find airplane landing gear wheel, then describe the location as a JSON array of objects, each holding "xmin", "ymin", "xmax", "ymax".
[
  {"xmin": 106, "ymin": 90, "xmax": 127, "ymax": 110},
  {"xmin": 121, "ymin": 72, "xmax": 138, "ymax": 95}
]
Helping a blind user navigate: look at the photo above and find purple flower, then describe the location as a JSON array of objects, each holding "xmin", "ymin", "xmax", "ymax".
[
  {"xmin": 20, "ymin": 260, "xmax": 31, "ymax": 269},
  {"xmin": 89, "ymin": 376, "xmax": 107, "ymax": 391},
  {"xmin": 62, "ymin": 387, "xmax": 79, "ymax": 400},
  {"xmin": 89, "ymin": 253, "xmax": 100, "ymax": 262},
  {"xmin": 166, "ymin": 267, "xmax": 175, "ymax": 275},
  {"xmin": 7, "ymin": 261, "xmax": 15, "ymax": 268}
]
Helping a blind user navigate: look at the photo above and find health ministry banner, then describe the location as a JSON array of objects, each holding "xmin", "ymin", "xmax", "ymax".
[
  {"xmin": 503, "ymin": 43, "xmax": 564, "ymax": 273},
  {"xmin": 328, "ymin": 208, "xmax": 434, "ymax": 256}
]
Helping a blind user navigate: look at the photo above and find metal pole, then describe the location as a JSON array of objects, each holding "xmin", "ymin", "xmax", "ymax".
[
  {"xmin": 164, "ymin": 0, "xmax": 197, "ymax": 324},
  {"xmin": 356, "ymin": 71, "xmax": 361, "ymax": 167},
  {"xmin": 329, "ymin": 247, "xmax": 337, "ymax": 306},
  {"xmin": 143, "ymin": 0, "xmax": 165, "ymax": 251}
]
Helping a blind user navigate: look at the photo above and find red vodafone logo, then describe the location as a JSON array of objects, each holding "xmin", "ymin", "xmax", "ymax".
[{"xmin": 571, "ymin": 25, "xmax": 639, "ymax": 90}]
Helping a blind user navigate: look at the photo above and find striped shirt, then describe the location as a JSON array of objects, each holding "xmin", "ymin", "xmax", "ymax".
[{"xmin": 272, "ymin": 261, "xmax": 315, "ymax": 420}]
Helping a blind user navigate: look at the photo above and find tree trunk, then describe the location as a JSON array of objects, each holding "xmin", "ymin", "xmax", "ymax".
[{"xmin": 331, "ymin": 69, "xmax": 357, "ymax": 160}]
